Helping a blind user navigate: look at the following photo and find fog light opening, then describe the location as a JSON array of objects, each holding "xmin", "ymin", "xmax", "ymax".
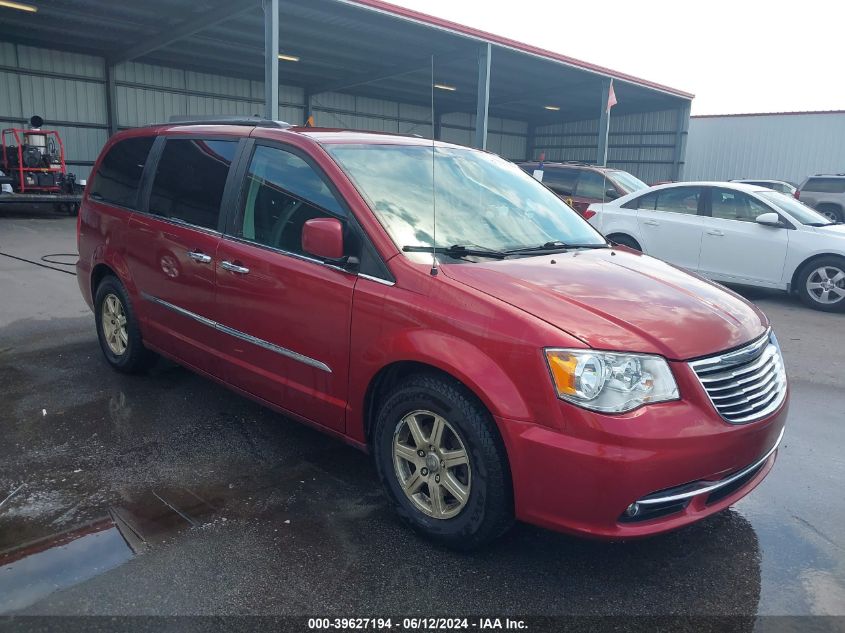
[{"xmin": 625, "ymin": 502, "xmax": 640, "ymax": 518}]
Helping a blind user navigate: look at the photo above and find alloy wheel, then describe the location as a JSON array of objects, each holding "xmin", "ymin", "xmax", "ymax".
[
  {"xmin": 806, "ymin": 266, "xmax": 845, "ymax": 305},
  {"xmin": 101, "ymin": 293, "xmax": 129, "ymax": 355},
  {"xmin": 392, "ymin": 410, "xmax": 472, "ymax": 520}
]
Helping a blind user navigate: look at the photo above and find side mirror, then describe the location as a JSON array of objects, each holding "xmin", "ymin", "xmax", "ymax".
[
  {"xmin": 755, "ymin": 212, "xmax": 782, "ymax": 227},
  {"xmin": 302, "ymin": 217, "xmax": 344, "ymax": 260},
  {"xmin": 604, "ymin": 188, "xmax": 620, "ymax": 201}
]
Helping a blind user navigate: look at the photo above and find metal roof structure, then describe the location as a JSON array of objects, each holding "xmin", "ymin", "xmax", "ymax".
[{"xmin": 0, "ymin": 0, "xmax": 692, "ymax": 126}]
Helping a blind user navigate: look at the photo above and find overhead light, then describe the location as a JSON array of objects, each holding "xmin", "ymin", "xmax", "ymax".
[
  {"xmin": 434, "ymin": 84, "xmax": 456, "ymax": 92},
  {"xmin": 544, "ymin": 105, "xmax": 561, "ymax": 111},
  {"xmin": 0, "ymin": 0, "xmax": 38, "ymax": 12},
  {"xmin": 277, "ymin": 54, "xmax": 300, "ymax": 62}
]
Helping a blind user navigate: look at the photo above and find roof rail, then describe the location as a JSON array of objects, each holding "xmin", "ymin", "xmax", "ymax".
[{"xmin": 165, "ymin": 115, "xmax": 292, "ymax": 128}]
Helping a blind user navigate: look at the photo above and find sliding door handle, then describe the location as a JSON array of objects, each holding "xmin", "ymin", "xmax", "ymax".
[
  {"xmin": 642, "ymin": 220, "xmax": 659, "ymax": 226},
  {"xmin": 706, "ymin": 229, "xmax": 725, "ymax": 237},
  {"xmin": 221, "ymin": 261, "xmax": 250, "ymax": 274}
]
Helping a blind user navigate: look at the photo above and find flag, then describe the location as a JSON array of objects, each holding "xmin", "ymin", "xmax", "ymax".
[{"xmin": 606, "ymin": 79, "xmax": 618, "ymax": 113}]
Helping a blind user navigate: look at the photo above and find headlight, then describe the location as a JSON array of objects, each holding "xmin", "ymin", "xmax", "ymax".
[{"xmin": 544, "ymin": 348, "xmax": 679, "ymax": 413}]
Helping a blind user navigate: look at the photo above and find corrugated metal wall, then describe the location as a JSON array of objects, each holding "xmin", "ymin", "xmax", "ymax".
[
  {"xmin": 439, "ymin": 113, "xmax": 528, "ymax": 160},
  {"xmin": 115, "ymin": 61, "xmax": 304, "ymax": 129},
  {"xmin": 1, "ymin": 42, "xmax": 108, "ymax": 180},
  {"xmin": 684, "ymin": 113, "xmax": 845, "ymax": 185},
  {"xmin": 534, "ymin": 109, "xmax": 683, "ymax": 184},
  {"xmin": 0, "ymin": 40, "xmax": 531, "ymax": 181}
]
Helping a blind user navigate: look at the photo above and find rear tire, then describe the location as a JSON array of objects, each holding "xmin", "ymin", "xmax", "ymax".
[
  {"xmin": 94, "ymin": 275, "xmax": 157, "ymax": 373},
  {"xmin": 372, "ymin": 373, "xmax": 513, "ymax": 550},
  {"xmin": 815, "ymin": 204, "xmax": 843, "ymax": 223},
  {"xmin": 608, "ymin": 234, "xmax": 642, "ymax": 251},
  {"xmin": 796, "ymin": 256, "xmax": 845, "ymax": 312}
]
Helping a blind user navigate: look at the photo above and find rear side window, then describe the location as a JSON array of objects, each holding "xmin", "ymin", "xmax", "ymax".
[
  {"xmin": 232, "ymin": 145, "xmax": 345, "ymax": 256},
  {"xmin": 634, "ymin": 187, "xmax": 701, "ymax": 215},
  {"xmin": 575, "ymin": 171, "xmax": 610, "ymax": 199},
  {"xmin": 148, "ymin": 139, "xmax": 238, "ymax": 230},
  {"xmin": 90, "ymin": 137, "xmax": 154, "ymax": 209},
  {"xmin": 543, "ymin": 168, "xmax": 578, "ymax": 196},
  {"xmin": 803, "ymin": 178, "xmax": 845, "ymax": 193}
]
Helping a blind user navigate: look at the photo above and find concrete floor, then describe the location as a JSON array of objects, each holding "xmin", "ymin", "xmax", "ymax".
[{"xmin": 1, "ymin": 213, "xmax": 844, "ymax": 621}]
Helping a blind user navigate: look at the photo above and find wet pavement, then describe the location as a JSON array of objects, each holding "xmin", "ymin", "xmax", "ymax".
[{"xmin": 1, "ymin": 215, "xmax": 844, "ymax": 621}]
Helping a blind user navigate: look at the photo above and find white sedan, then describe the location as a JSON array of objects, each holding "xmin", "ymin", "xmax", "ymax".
[{"xmin": 587, "ymin": 182, "xmax": 845, "ymax": 312}]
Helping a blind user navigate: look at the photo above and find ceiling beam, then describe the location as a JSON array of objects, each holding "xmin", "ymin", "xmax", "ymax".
[
  {"xmin": 310, "ymin": 49, "xmax": 472, "ymax": 95},
  {"xmin": 107, "ymin": 0, "xmax": 261, "ymax": 66}
]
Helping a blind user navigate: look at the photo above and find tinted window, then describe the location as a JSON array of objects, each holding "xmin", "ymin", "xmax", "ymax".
[
  {"xmin": 803, "ymin": 178, "xmax": 845, "ymax": 193},
  {"xmin": 148, "ymin": 139, "xmax": 237, "ymax": 230},
  {"xmin": 711, "ymin": 188, "xmax": 771, "ymax": 222},
  {"xmin": 575, "ymin": 170, "xmax": 609, "ymax": 199},
  {"xmin": 233, "ymin": 145, "xmax": 345, "ymax": 256},
  {"xmin": 542, "ymin": 167, "xmax": 578, "ymax": 196},
  {"xmin": 90, "ymin": 137, "xmax": 154, "ymax": 208},
  {"xmin": 631, "ymin": 187, "xmax": 700, "ymax": 214},
  {"xmin": 654, "ymin": 187, "xmax": 701, "ymax": 215},
  {"xmin": 634, "ymin": 191, "xmax": 658, "ymax": 210}
]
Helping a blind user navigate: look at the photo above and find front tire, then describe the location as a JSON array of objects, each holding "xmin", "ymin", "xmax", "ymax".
[
  {"xmin": 796, "ymin": 257, "xmax": 845, "ymax": 312},
  {"xmin": 94, "ymin": 275, "xmax": 157, "ymax": 372},
  {"xmin": 372, "ymin": 374, "xmax": 513, "ymax": 550}
]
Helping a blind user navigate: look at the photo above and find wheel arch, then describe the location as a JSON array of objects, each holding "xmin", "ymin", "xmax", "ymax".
[
  {"xmin": 91, "ymin": 262, "xmax": 117, "ymax": 298},
  {"xmin": 362, "ymin": 358, "xmax": 527, "ymax": 450},
  {"xmin": 790, "ymin": 252, "xmax": 845, "ymax": 293},
  {"xmin": 606, "ymin": 232, "xmax": 642, "ymax": 249}
]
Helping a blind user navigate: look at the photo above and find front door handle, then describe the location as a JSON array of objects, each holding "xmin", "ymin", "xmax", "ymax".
[
  {"xmin": 643, "ymin": 220, "xmax": 659, "ymax": 226},
  {"xmin": 187, "ymin": 250, "xmax": 212, "ymax": 264},
  {"xmin": 221, "ymin": 260, "xmax": 250, "ymax": 274},
  {"xmin": 706, "ymin": 229, "xmax": 725, "ymax": 237}
]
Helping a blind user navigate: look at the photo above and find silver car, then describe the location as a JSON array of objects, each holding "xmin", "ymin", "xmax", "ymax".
[{"xmin": 796, "ymin": 174, "xmax": 845, "ymax": 222}]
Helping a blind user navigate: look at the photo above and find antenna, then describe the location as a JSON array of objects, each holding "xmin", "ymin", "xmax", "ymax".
[{"xmin": 430, "ymin": 54, "xmax": 438, "ymax": 276}]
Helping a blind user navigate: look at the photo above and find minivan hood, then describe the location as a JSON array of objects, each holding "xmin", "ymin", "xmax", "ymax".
[{"xmin": 441, "ymin": 249, "xmax": 767, "ymax": 360}]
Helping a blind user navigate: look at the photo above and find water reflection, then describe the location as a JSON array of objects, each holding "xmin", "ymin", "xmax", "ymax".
[{"xmin": 0, "ymin": 519, "xmax": 133, "ymax": 613}]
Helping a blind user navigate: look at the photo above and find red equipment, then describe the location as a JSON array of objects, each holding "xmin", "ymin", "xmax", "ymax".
[{"xmin": 1, "ymin": 116, "xmax": 73, "ymax": 194}]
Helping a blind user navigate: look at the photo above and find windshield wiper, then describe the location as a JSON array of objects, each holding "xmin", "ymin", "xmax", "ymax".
[
  {"xmin": 505, "ymin": 241, "xmax": 609, "ymax": 254},
  {"xmin": 402, "ymin": 244, "xmax": 507, "ymax": 260}
]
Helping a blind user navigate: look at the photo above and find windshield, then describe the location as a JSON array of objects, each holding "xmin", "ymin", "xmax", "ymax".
[
  {"xmin": 758, "ymin": 191, "xmax": 833, "ymax": 225},
  {"xmin": 608, "ymin": 170, "xmax": 649, "ymax": 194},
  {"xmin": 325, "ymin": 144, "xmax": 605, "ymax": 257}
]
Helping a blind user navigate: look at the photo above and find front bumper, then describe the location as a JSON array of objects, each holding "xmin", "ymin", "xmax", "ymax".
[{"xmin": 497, "ymin": 379, "xmax": 788, "ymax": 539}]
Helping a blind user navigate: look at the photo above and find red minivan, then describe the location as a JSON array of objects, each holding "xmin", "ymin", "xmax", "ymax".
[{"xmin": 77, "ymin": 118, "xmax": 788, "ymax": 548}]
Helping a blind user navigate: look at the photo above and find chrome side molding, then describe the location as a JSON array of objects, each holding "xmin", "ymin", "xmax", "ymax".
[
  {"xmin": 141, "ymin": 293, "xmax": 332, "ymax": 373},
  {"xmin": 636, "ymin": 425, "xmax": 785, "ymax": 506}
]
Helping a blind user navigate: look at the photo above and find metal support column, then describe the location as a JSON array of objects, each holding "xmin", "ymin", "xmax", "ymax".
[
  {"xmin": 526, "ymin": 123, "xmax": 536, "ymax": 161},
  {"xmin": 302, "ymin": 88, "xmax": 314, "ymax": 125},
  {"xmin": 474, "ymin": 43, "xmax": 491, "ymax": 150},
  {"xmin": 263, "ymin": 0, "xmax": 279, "ymax": 121},
  {"xmin": 106, "ymin": 64, "xmax": 118, "ymax": 137},
  {"xmin": 597, "ymin": 78, "xmax": 611, "ymax": 166},
  {"xmin": 672, "ymin": 101, "xmax": 691, "ymax": 181}
]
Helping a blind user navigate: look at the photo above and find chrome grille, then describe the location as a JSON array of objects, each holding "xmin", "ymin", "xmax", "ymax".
[{"xmin": 690, "ymin": 331, "xmax": 787, "ymax": 424}]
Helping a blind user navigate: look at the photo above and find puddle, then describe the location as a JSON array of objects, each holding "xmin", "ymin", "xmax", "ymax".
[
  {"xmin": 0, "ymin": 519, "xmax": 133, "ymax": 613},
  {"xmin": 0, "ymin": 485, "xmax": 234, "ymax": 613},
  {"xmin": 0, "ymin": 457, "xmax": 364, "ymax": 615}
]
